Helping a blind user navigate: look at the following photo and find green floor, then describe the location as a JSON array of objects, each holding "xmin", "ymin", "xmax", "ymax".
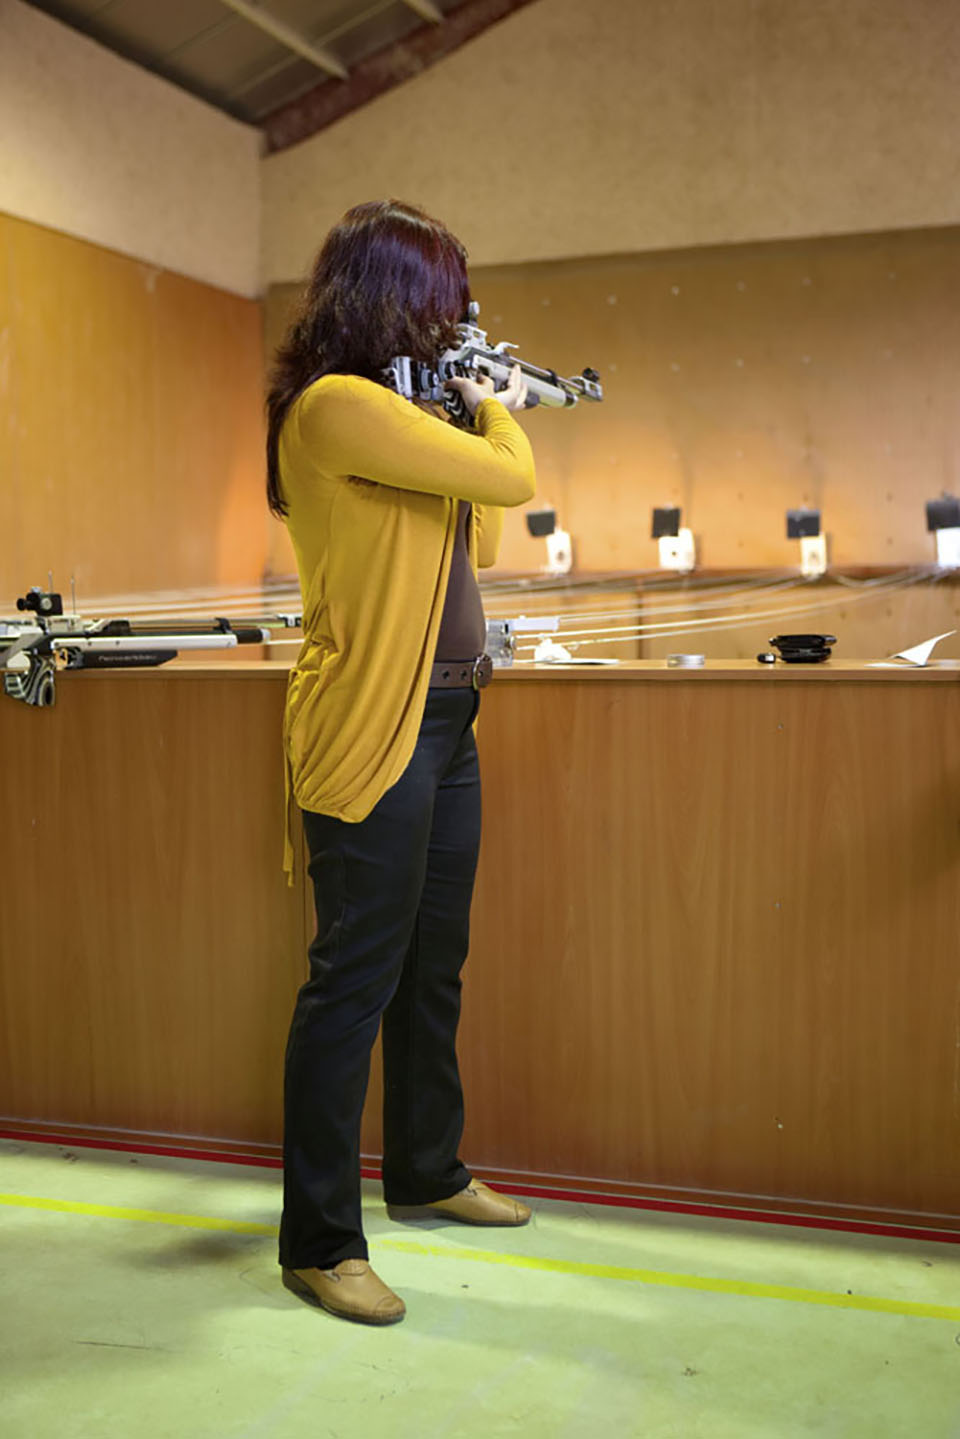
[{"xmin": 1, "ymin": 1139, "xmax": 958, "ymax": 1438}]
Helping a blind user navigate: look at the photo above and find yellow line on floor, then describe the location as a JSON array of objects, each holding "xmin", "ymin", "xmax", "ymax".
[
  {"xmin": 375, "ymin": 1237, "xmax": 960, "ymax": 1321},
  {"xmin": 3, "ymin": 1191, "xmax": 958, "ymax": 1323},
  {"xmin": 0, "ymin": 1192, "xmax": 276, "ymax": 1236}
]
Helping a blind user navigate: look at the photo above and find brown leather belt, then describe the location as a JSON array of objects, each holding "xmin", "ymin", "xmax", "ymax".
[{"xmin": 429, "ymin": 654, "xmax": 493, "ymax": 690}]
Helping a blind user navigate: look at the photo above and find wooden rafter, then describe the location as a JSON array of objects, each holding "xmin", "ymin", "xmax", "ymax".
[
  {"xmin": 262, "ymin": 0, "xmax": 540, "ymax": 154},
  {"xmin": 400, "ymin": 0, "xmax": 445, "ymax": 21},
  {"xmin": 217, "ymin": 0, "xmax": 349, "ymax": 81}
]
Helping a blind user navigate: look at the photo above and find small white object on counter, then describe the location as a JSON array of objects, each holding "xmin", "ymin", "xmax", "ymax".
[{"xmin": 868, "ymin": 629, "xmax": 957, "ymax": 667}]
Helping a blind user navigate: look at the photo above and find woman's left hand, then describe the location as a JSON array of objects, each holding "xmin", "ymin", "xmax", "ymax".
[
  {"xmin": 490, "ymin": 364, "xmax": 529, "ymax": 413},
  {"xmin": 445, "ymin": 364, "xmax": 528, "ymax": 415}
]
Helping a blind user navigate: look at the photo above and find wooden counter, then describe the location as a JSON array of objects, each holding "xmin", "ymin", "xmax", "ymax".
[{"xmin": 1, "ymin": 659, "xmax": 958, "ymax": 1230}]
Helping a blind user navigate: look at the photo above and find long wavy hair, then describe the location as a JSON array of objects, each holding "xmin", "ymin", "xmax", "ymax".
[{"xmin": 266, "ymin": 199, "xmax": 471, "ymax": 517}]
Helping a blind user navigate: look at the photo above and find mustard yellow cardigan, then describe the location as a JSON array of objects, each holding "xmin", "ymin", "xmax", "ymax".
[{"xmin": 279, "ymin": 374, "xmax": 536, "ymax": 879}]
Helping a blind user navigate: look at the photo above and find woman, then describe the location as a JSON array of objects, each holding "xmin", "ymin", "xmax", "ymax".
[{"xmin": 266, "ymin": 200, "xmax": 536, "ymax": 1325}]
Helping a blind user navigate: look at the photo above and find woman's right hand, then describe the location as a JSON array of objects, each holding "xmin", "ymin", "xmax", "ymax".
[{"xmin": 445, "ymin": 364, "xmax": 528, "ymax": 416}]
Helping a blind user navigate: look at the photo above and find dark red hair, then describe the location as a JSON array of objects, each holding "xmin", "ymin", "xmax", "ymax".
[{"xmin": 266, "ymin": 199, "xmax": 471, "ymax": 517}]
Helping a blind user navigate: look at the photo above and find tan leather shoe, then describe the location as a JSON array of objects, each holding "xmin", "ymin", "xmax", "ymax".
[
  {"xmin": 388, "ymin": 1180, "xmax": 532, "ymax": 1227},
  {"xmin": 282, "ymin": 1260, "xmax": 405, "ymax": 1325}
]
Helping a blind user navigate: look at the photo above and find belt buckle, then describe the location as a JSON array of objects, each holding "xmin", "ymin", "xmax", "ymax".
[{"xmin": 471, "ymin": 653, "xmax": 493, "ymax": 690}]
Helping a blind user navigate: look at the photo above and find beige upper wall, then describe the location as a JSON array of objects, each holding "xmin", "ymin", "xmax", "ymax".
[
  {"xmin": 0, "ymin": 0, "xmax": 261, "ymax": 297},
  {"xmin": 262, "ymin": 0, "xmax": 960, "ymax": 283}
]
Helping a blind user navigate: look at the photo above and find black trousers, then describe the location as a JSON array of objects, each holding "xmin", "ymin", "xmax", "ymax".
[{"xmin": 279, "ymin": 686, "xmax": 482, "ymax": 1270}]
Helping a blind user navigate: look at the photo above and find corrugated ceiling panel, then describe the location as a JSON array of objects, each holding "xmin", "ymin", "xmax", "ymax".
[
  {"xmin": 87, "ymin": 0, "xmax": 230, "ymax": 58},
  {"xmin": 22, "ymin": 0, "xmax": 522, "ymax": 133},
  {"xmin": 234, "ymin": 55, "xmax": 326, "ymax": 119}
]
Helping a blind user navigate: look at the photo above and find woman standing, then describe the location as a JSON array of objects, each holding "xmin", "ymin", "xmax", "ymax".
[{"xmin": 266, "ymin": 200, "xmax": 536, "ymax": 1325}]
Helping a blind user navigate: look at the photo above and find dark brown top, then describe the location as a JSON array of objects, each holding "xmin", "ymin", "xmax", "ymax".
[{"xmin": 435, "ymin": 501, "xmax": 487, "ymax": 661}]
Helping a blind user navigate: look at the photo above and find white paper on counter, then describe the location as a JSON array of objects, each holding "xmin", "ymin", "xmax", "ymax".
[{"xmin": 866, "ymin": 629, "xmax": 957, "ymax": 668}]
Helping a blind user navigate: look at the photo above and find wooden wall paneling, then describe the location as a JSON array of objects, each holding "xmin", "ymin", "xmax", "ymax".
[
  {"xmin": 265, "ymin": 228, "xmax": 959, "ymax": 583},
  {"xmin": 0, "ymin": 673, "xmax": 303, "ymax": 1145},
  {"xmin": 464, "ymin": 678, "xmax": 785, "ymax": 1193},
  {"xmin": 465, "ymin": 672, "xmax": 960, "ymax": 1215},
  {"xmin": 3, "ymin": 214, "xmax": 153, "ymax": 600},
  {"xmin": 1, "ymin": 214, "xmax": 266, "ymax": 605},
  {"xmin": 151, "ymin": 268, "xmax": 266, "ymax": 592},
  {"xmin": 262, "ymin": 282, "xmax": 301, "ymax": 582},
  {"xmin": 0, "ymin": 221, "xmax": 21, "ymax": 584},
  {"xmin": 559, "ymin": 586, "xmax": 643, "ymax": 662},
  {"xmin": 771, "ymin": 681, "xmax": 960, "ymax": 1213},
  {"xmin": 3, "ymin": 664, "xmax": 958, "ymax": 1224},
  {"xmin": 635, "ymin": 575, "xmax": 960, "ymax": 663},
  {"xmin": 467, "ymin": 228, "xmax": 960, "ymax": 576},
  {"xmin": 262, "ymin": 283, "xmax": 301, "ymax": 367}
]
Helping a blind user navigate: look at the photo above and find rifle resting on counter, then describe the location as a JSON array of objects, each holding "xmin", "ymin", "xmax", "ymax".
[{"xmin": 0, "ymin": 588, "xmax": 300, "ymax": 708}]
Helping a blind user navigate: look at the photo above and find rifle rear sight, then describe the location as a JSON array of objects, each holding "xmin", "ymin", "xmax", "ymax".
[{"xmin": 17, "ymin": 588, "xmax": 63, "ymax": 617}]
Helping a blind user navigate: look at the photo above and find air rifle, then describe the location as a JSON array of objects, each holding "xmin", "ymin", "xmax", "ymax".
[
  {"xmin": 384, "ymin": 302, "xmax": 603, "ymax": 427},
  {"xmin": 0, "ymin": 586, "xmax": 300, "ymax": 707}
]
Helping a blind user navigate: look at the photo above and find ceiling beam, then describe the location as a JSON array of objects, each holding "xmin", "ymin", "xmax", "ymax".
[
  {"xmin": 263, "ymin": 0, "xmax": 539, "ymax": 154},
  {"xmin": 400, "ymin": 0, "xmax": 445, "ymax": 21},
  {"xmin": 217, "ymin": 0, "xmax": 349, "ymax": 81}
]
